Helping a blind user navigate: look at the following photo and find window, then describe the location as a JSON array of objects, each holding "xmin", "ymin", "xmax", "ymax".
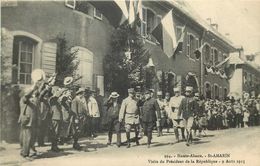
[
  {"xmin": 94, "ymin": 8, "xmax": 102, "ymax": 20},
  {"xmin": 224, "ymin": 88, "xmax": 228, "ymax": 100},
  {"xmin": 74, "ymin": 1, "xmax": 92, "ymax": 16},
  {"xmin": 187, "ymin": 34, "xmax": 190, "ymax": 56},
  {"xmin": 214, "ymin": 84, "xmax": 219, "ymax": 99},
  {"xmin": 210, "ymin": 48, "xmax": 214, "ymax": 65},
  {"xmin": 65, "ymin": 0, "xmax": 76, "ymax": 9},
  {"xmin": 204, "ymin": 44, "xmax": 211, "ymax": 64},
  {"xmin": 205, "ymin": 82, "xmax": 211, "ymax": 99},
  {"xmin": 213, "ymin": 49, "xmax": 219, "ymax": 65},
  {"xmin": 12, "ymin": 36, "xmax": 36, "ymax": 84},
  {"xmin": 187, "ymin": 34, "xmax": 198, "ymax": 59}
]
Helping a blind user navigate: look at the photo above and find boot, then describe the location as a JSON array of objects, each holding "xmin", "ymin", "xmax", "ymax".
[
  {"xmin": 181, "ymin": 128, "xmax": 186, "ymax": 141},
  {"xmin": 147, "ymin": 131, "xmax": 152, "ymax": 148},
  {"xmin": 135, "ymin": 131, "xmax": 140, "ymax": 146},
  {"xmin": 174, "ymin": 128, "xmax": 179, "ymax": 142},
  {"xmin": 126, "ymin": 132, "xmax": 131, "ymax": 148},
  {"xmin": 157, "ymin": 128, "xmax": 161, "ymax": 137},
  {"xmin": 107, "ymin": 132, "xmax": 112, "ymax": 145},
  {"xmin": 116, "ymin": 133, "xmax": 121, "ymax": 147}
]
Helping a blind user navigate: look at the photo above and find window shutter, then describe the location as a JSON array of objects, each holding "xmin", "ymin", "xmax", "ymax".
[
  {"xmin": 1, "ymin": 28, "xmax": 14, "ymax": 84},
  {"xmin": 41, "ymin": 42, "xmax": 57, "ymax": 76},
  {"xmin": 187, "ymin": 34, "xmax": 190, "ymax": 56}
]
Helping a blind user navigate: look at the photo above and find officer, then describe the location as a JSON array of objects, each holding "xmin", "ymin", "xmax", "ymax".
[
  {"xmin": 119, "ymin": 88, "xmax": 140, "ymax": 148},
  {"xmin": 178, "ymin": 86, "xmax": 196, "ymax": 146},
  {"xmin": 141, "ymin": 90, "xmax": 161, "ymax": 148},
  {"xmin": 169, "ymin": 87, "xmax": 185, "ymax": 142},
  {"xmin": 49, "ymin": 87, "xmax": 65, "ymax": 152}
]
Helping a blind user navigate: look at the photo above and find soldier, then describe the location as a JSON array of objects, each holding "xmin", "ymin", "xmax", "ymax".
[
  {"xmin": 119, "ymin": 88, "xmax": 140, "ymax": 148},
  {"xmin": 169, "ymin": 87, "xmax": 185, "ymax": 143},
  {"xmin": 37, "ymin": 84, "xmax": 52, "ymax": 147},
  {"xmin": 141, "ymin": 90, "xmax": 161, "ymax": 148},
  {"xmin": 18, "ymin": 81, "xmax": 43, "ymax": 159},
  {"xmin": 156, "ymin": 91, "xmax": 166, "ymax": 137},
  {"xmin": 71, "ymin": 88, "xmax": 88, "ymax": 149},
  {"xmin": 49, "ymin": 88, "xmax": 64, "ymax": 152},
  {"xmin": 178, "ymin": 86, "xmax": 196, "ymax": 146},
  {"xmin": 104, "ymin": 92, "xmax": 121, "ymax": 147}
]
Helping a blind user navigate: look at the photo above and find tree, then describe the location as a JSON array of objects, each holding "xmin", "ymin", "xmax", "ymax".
[
  {"xmin": 104, "ymin": 24, "xmax": 150, "ymax": 98},
  {"xmin": 55, "ymin": 34, "xmax": 79, "ymax": 86}
]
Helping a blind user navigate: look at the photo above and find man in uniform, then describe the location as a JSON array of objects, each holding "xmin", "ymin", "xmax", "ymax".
[
  {"xmin": 169, "ymin": 87, "xmax": 185, "ymax": 142},
  {"xmin": 141, "ymin": 90, "xmax": 161, "ymax": 148},
  {"xmin": 71, "ymin": 88, "xmax": 88, "ymax": 149},
  {"xmin": 49, "ymin": 88, "xmax": 64, "ymax": 152},
  {"xmin": 119, "ymin": 88, "xmax": 140, "ymax": 148},
  {"xmin": 178, "ymin": 86, "xmax": 196, "ymax": 146}
]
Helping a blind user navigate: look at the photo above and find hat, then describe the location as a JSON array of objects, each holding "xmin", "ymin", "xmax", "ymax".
[
  {"xmin": 110, "ymin": 92, "xmax": 120, "ymax": 98},
  {"xmin": 194, "ymin": 93, "xmax": 199, "ymax": 97},
  {"xmin": 173, "ymin": 87, "xmax": 180, "ymax": 92},
  {"xmin": 64, "ymin": 77, "xmax": 73, "ymax": 85},
  {"xmin": 149, "ymin": 89, "xmax": 155, "ymax": 93},
  {"xmin": 31, "ymin": 69, "xmax": 46, "ymax": 83},
  {"xmin": 76, "ymin": 88, "xmax": 85, "ymax": 95},
  {"xmin": 128, "ymin": 88, "xmax": 135, "ymax": 93},
  {"xmin": 157, "ymin": 91, "xmax": 162, "ymax": 96},
  {"xmin": 185, "ymin": 86, "xmax": 193, "ymax": 92}
]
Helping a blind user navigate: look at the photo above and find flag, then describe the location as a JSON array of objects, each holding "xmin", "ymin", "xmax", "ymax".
[
  {"xmin": 114, "ymin": 0, "xmax": 129, "ymax": 25},
  {"xmin": 129, "ymin": 0, "xmax": 142, "ymax": 27},
  {"xmin": 161, "ymin": 10, "xmax": 177, "ymax": 57},
  {"xmin": 128, "ymin": 0, "xmax": 135, "ymax": 24},
  {"xmin": 152, "ymin": 10, "xmax": 184, "ymax": 58}
]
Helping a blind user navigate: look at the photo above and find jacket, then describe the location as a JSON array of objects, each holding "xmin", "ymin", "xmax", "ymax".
[
  {"xmin": 142, "ymin": 97, "xmax": 161, "ymax": 123},
  {"xmin": 119, "ymin": 96, "xmax": 139, "ymax": 124},
  {"xmin": 105, "ymin": 99, "xmax": 120, "ymax": 120},
  {"xmin": 178, "ymin": 97, "xmax": 196, "ymax": 119},
  {"xmin": 88, "ymin": 96, "xmax": 100, "ymax": 117},
  {"xmin": 50, "ymin": 97, "xmax": 62, "ymax": 121},
  {"xmin": 71, "ymin": 96, "xmax": 88, "ymax": 117}
]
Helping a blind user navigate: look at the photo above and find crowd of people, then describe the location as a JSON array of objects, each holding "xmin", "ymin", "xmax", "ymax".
[{"xmin": 16, "ymin": 71, "xmax": 260, "ymax": 160}]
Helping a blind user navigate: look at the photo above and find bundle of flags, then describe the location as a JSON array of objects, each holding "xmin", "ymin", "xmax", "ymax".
[{"xmin": 90, "ymin": 0, "xmax": 187, "ymax": 58}]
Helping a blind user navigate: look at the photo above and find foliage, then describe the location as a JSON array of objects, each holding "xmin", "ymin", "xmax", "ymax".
[
  {"xmin": 104, "ymin": 24, "xmax": 150, "ymax": 97},
  {"xmin": 55, "ymin": 34, "xmax": 79, "ymax": 86}
]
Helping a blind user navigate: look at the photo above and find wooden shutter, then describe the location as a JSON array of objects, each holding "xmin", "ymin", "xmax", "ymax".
[
  {"xmin": 1, "ymin": 28, "xmax": 14, "ymax": 84},
  {"xmin": 41, "ymin": 42, "xmax": 57, "ymax": 76}
]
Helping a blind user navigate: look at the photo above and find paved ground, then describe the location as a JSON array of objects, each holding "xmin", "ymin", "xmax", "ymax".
[{"xmin": 1, "ymin": 127, "xmax": 260, "ymax": 166}]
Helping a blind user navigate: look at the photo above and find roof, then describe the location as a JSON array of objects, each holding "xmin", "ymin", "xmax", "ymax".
[{"xmin": 166, "ymin": 0, "xmax": 237, "ymax": 51}]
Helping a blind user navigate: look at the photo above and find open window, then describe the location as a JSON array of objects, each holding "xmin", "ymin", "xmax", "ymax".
[{"xmin": 12, "ymin": 36, "xmax": 37, "ymax": 84}]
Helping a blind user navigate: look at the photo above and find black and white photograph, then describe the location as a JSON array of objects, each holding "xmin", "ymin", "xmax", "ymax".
[{"xmin": 1, "ymin": 0, "xmax": 260, "ymax": 165}]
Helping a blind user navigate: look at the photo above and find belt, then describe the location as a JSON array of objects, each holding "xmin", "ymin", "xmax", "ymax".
[{"xmin": 125, "ymin": 112, "xmax": 136, "ymax": 115}]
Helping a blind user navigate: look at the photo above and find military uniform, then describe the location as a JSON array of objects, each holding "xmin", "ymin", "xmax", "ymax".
[
  {"xmin": 49, "ymin": 96, "xmax": 63, "ymax": 151},
  {"xmin": 169, "ymin": 93, "xmax": 185, "ymax": 141},
  {"xmin": 142, "ymin": 97, "xmax": 161, "ymax": 146},
  {"xmin": 119, "ymin": 89, "xmax": 140, "ymax": 147}
]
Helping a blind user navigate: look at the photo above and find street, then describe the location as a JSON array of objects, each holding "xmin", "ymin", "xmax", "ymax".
[{"xmin": 1, "ymin": 127, "xmax": 259, "ymax": 166}]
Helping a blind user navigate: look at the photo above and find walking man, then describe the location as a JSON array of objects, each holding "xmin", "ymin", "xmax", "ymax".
[
  {"xmin": 169, "ymin": 87, "xmax": 185, "ymax": 142},
  {"xmin": 178, "ymin": 86, "xmax": 196, "ymax": 146},
  {"xmin": 105, "ymin": 92, "xmax": 121, "ymax": 147},
  {"xmin": 141, "ymin": 90, "xmax": 161, "ymax": 148},
  {"xmin": 119, "ymin": 88, "xmax": 140, "ymax": 148}
]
